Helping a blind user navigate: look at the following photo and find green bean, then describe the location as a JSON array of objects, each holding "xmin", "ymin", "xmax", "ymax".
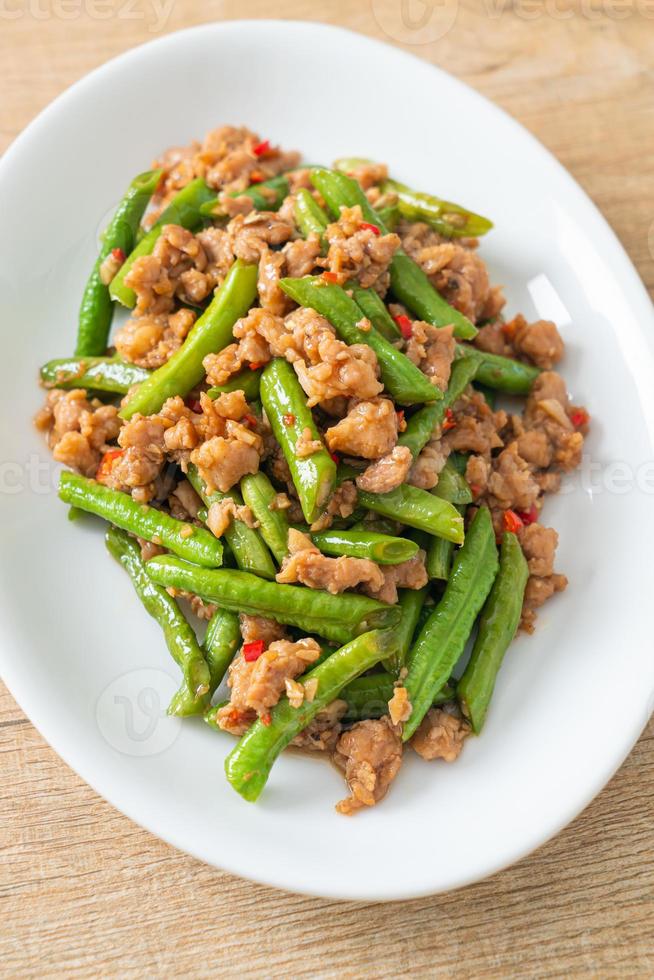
[
  {"xmin": 351, "ymin": 480, "xmax": 464, "ymax": 543},
  {"xmin": 203, "ymin": 608, "xmax": 241, "ymax": 693},
  {"xmin": 456, "ymin": 344, "xmax": 540, "ymax": 395},
  {"xmin": 433, "ymin": 459, "xmax": 472, "ymax": 505},
  {"xmin": 224, "ymin": 629, "xmax": 396, "ymax": 801},
  {"xmin": 397, "ymin": 355, "xmax": 479, "ymax": 460},
  {"xmin": 145, "ymin": 558, "xmax": 401, "ymax": 645},
  {"xmin": 457, "ymin": 532, "xmax": 529, "ymax": 733},
  {"xmin": 40, "ymin": 355, "xmax": 150, "ymax": 394},
  {"xmin": 207, "ymin": 367, "xmax": 262, "ymax": 402},
  {"xmin": 376, "ymin": 204, "xmax": 400, "ymax": 230},
  {"xmin": 120, "ymin": 260, "xmax": 258, "ymax": 420},
  {"xmin": 109, "ymin": 178, "xmax": 216, "ymax": 307},
  {"xmin": 472, "ymin": 381, "xmax": 497, "ymax": 409},
  {"xmin": 240, "ymin": 471, "xmax": 290, "ymax": 564},
  {"xmin": 187, "ymin": 465, "xmax": 276, "ymax": 580},
  {"xmin": 59, "ymin": 472, "xmax": 223, "ymax": 568},
  {"xmin": 381, "ymin": 178, "xmax": 493, "ymax": 239},
  {"xmin": 105, "ymin": 526, "xmax": 210, "ymax": 716},
  {"xmin": 293, "ymin": 188, "xmax": 329, "ymax": 243},
  {"xmin": 199, "ymin": 174, "xmax": 290, "ymax": 218},
  {"xmin": 349, "ymin": 517, "xmax": 400, "ymax": 536},
  {"xmin": 280, "ymin": 276, "xmax": 440, "ymax": 406},
  {"xmin": 309, "ymin": 529, "xmax": 418, "ymax": 565},
  {"xmin": 341, "ymin": 670, "xmax": 454, "ymax": 722},
  {"xmin": 349, "ymin": 283, "xmax": 401, "ymax": 341},
  {"xmin": 384, "ymin": 585, "xmax": 429, "ymax": 676},
  {"xmin": 260, "ymin": 358, "xmax": 337, "ymax": 524},
  {"xmin": 310, "ymin": 168, "xmax": 477, "ymax": 340},
  {"xmin": 76, "ymin": 169, "xmax": 162, "ymax": 356},
  {"xmin": 402, "ymin": 506, "xmax": 499, "ymax": 740},
  {"xmin": 425, "ymin": 505, "xmax": 465, "ymax": 582}
]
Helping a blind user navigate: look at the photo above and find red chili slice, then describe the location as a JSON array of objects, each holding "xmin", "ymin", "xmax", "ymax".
[
  {"xmin": 359, "ymin": 222, "xmax": 380, "ymax": 236},
  {"xmin": 243, "ymin": 413, "xmax": 258, "ymax": 429},
  {"xmin": 393, "ymin": 314, "xmax": 413, "ymax": 339},
  {"xmin": 570, "ymin": 408, "xmax": 590, "ymax": 429},
  {"xmin": 111, "ymin": 247, "xmax": 126, "ymax": 263},
  {"xmin": 330, "ymin": 453, "xmax": 340, "ymax": 464},
  {"xmin": 252, "ymin": 139, "xmax": 271, "ymax": 157},
  {"xmin": 282, "ymin": 413, "xmax": 296, "ymax": 427},
  {"xmin": 248, "ymin": 362, "xmax": 264, "ymax": 371},
  {"xmin": 516, "ymin": 504, "xmax": 538, "ymax": 525},
  {"xmin": 503, "ymin": 509, "xmax": 524, "ymax": 534},
  {"xmin": 96, "ymin": 448, "xmax": 124, "ymax": 483},
  {"xmin": 243, "ymin": 640, "xmax": 265, "ymax": 662},
  {"xmin": 321, "ymin": 271, "xmax": 339, "ymax": 284},
  {"xmin": 442, "ymin": 408, "xmax": 456, "ymax": 431}
]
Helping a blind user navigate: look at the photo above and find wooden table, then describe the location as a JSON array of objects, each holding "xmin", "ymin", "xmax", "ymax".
[{"xmin": 2, "ymin": 3, "xmax": 653, "ymax": 975}]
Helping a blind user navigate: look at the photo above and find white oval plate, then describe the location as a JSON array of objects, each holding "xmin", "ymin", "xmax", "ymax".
[{"xmin": 1, "ymin": 21, "xmax": 653, "ymax": 901}]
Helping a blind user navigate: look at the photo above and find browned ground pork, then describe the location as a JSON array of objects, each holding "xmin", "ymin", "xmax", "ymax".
[
  {"xmin": 325, "ymin": 397, "xmax": 398, "ymax": 459},
  {"xmin": 114, "ymin": 308, "xmax": 196, "ymax": 368},
  {"xmin": 317, "ymin": 204, "xmax": 401, "ymax": 294},
  {"xmin": 333, "ymin": 717, "xmax": 403, "ymax": 814},
  {"xmin": 355, "ymin": 445, "xmax": 413, "ymax": 494},
  {"xmin": 276, "ymin": 529, "xmax": 385, "ymax": 594},
  {"xmin": 475, "ymin": 314, "xmax": 564, "ymax": 370},
  {"xmin": 404, "ymin": 321, "xmax": 457, "ymax": 390},
  {"xmin": 291, "ymin": 700, "xmax": 348, "ymax": 752},
  {"xmin": 410, "ymin": 707, "xmax": 471, "ymax": 762},
  {"xmin": 363, "ymin": 550, "xmax": 428, "ymax": 605},
  {"xmin": 34, "ymin": 389, "xmax": 121, "ymax": 477}
]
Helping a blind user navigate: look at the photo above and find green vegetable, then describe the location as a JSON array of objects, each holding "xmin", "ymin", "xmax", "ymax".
[
  {"xmin": 341, "ymin": 670, "xmax": 454, "ymax": 722},
  {"xmin": 457, "ymin": 532, "xmax": 529, "ymax": 733},
  {"xmin": 425, "ymin": 505, "xmax": 465, "ymax": 582},
  {"xmin": 309, "ymin": 167, "xmax": 477, "ymax": 340},
  {"xmin": 109, "ymin": 177, "xmax": 215, "ymax": 308},
  {"xmin": 349, "ymin": 283, "xmax": 401, "ymax": 341},
  {"xmin": 260, "ymin": 358, "xmax": 337, "ymax": 524},
  {"xmin": 456, "ymin": 345, "xmax": 540, "ymax": 395},
  {"xmin": 224, "ymin": 629, "xmax": 396, "ymax": 801},
  {"xmin": 199, "ymin": 174, "xmax": 290, "ymax": 217},
  {"xmin": 120, "ymin": 260, "xmax": 258, "ymax": 420},
  {"xmin": 76, "ymin": 169, "xmax": 162, "ymax": 356},
  {"xmin": 105, "ymin": 526, "xmax": 210, "ymax": 716},
  {"xmin": 381, "ymin": 177, "xmax": 493, "ymax": 239},
  {"xmin": 384, "ymin": 585, "xmax": 429, "ymax": 676},
  {"xmin": 145, "ymin": 558, "xmax": 401, "ymax": 646},
  {"xmin": 280, "ymin": 276, "xmax": 440, "ymax": 406},
  {"xmin": 40, "ymin": 355, "xmax": 150, "ymax": 394},
  {"xmin": 309, "ymin": 529, "xmax": 418, "ymax": 565},
  {"xmin": 349, "ymin": 478, "xmax": 464, "ymax": 543},
  {"xmin": 203, "ymin": 608, "xmax": 241, "ymax": 693},
  {"xmin": 187, "ymin": 465, "xmax": 276, "ymax": 580},
  {"xmin": 207, "ymin": 367, "xmax": 262, "ymax": 402},
  {"xmin": 240, "ymin": 471, "xmax": 290, "ymax": 564},
  {"xmin": 293, "ymin": 188, "xmax": 329, "ymax": 244},
  {"xmin": 402, "ymin": 506, "xmax": 499, "ymax": 740},
  {"xmin": 397, "ymin": 355, "xmax": 478, "ymax": 460},
  {"xmin": 59, "ymin": 472, "xmax": 223, "ymax": 568},
  {"xmin": 432, "ymin": 459, "xmax": 472, "ymax": 506}
]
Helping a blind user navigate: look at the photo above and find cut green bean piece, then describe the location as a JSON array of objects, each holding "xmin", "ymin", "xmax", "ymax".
[
  {"xmin": 120, "ymin": 260, "xmax": 258, "ymax": 420},
  {"xmin": 225, "ymin": 629, "xmax": 396, "ymax": 801},
  {"xmin": 342, "ymin": 670, "xmax": 454, "ymax": 722},
  {"xmin": 40, "ymin": 355, "xmax": 150, "ymax": 394},
  {"xmin": 384, "ymin": 585, "xmax": 429, "ymax": 676},
  {"xmin": 398, "ymin": 356, "xmax": 479, "ymax": 460},
  {"xmin": 349, "ymin": 283, "xmax": 401, "ymax": 341},
  {"xmin": 381, "ymin": 178, "xmax": 493, "ymax": 239},
  {"xmin": 59, "ymin": 472, "xmax": 223, "ymax": 568},
  {"xmin": 240, "ymin": 471, "xmax": 290, "ymax": 564},
  {"xmin": 309, "ymin": 529, "xmax": 418, "ymax": 565},
  {"xmin": 457, "ymin": 532, "xmax": 529, "ymax": 733},
  {"xmin": 187, "ymin": 465, "xmax": 276, "ymax": 580},
  {"xmin": 105, "ymin": 526, "xmax": 210, "ymax": 716},
  {"xmin": 293, "ymin": 188, "xmax": 329, "ymax": 243},
  {"xmin": 199, "ymin": 175, "xmax": 290, "ymax": 218},
  {"xmin": 280, "ymin": 276, "xmax": 440, "ymax": 406},
  {"xmin": 204, "ymin": 608, "xmax": 241, "ymax": 693},
  {"xmin": 109, "ymin": 178, "xmax": 215, "ymax": 307},
  {"xmin": 456, "ymin": 344, "xmax": 540, "ymax": 395},
  {"xmin": 426, "ymin": 505, "xmax": 466, "ymax": 582},
  {"xmin": 76, "ymin": 169, "xmax": 162, "ymax": 356},
  {"xmin": 260, "ymin": 358, "xmax": 337, "ymax": 524},
  {"xmin": 310, "ymin": 168, "xmax": 477, "ymax": 340},
  {"xmin": 207, "ymin": 367, "xmax": 262, "ymax": 402},
  {"xmin": 403, "ymin": 506, "xmax": 499, "ymax": 740},
  {"xmin": 145, "ymin": 558, "xmax": 401, "ymax": 646},
  {"xmin": 433, "ymin": 459, "xmax": 472, "ymax": 505},
  {"xmin": 351, "ymin": 478, "xmax": 464, "ymax": 543}
]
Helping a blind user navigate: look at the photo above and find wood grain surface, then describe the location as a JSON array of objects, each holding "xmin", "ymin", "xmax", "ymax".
[{"xmin": 1, "ymin": 3, "xmax": 653, "ymax": 977}]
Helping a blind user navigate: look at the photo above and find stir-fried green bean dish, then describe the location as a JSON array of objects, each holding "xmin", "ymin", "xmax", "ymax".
[{"xmin": 35, "ymin": 126, "xmax": 589, "ymax": 813}]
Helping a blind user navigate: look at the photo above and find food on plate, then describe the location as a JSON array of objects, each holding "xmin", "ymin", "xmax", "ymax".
[{"xmin": 34, "ymin": 125, "xmax": 589, "ymax": 813}]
